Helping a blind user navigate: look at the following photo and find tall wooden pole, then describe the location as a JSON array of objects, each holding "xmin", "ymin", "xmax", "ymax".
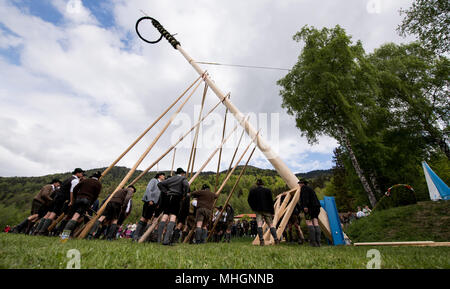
[
  {"xmin": 135, "ymin": 17, "xmax": 334, "ymax": 241},
  {"xmin": 214, "ymin": 108, "xmax": 228, "ymax": 192},
  {"xmin": 78, "ymin": 79, "xmax": 201, "ymax": 239},
  {"xmin": 188, "ymin": 122, "xmax": 239, "ymax": 185},
  {"xmin": 170, "ymin": 148, "xmax": 176, "ymax": 177},
  {"xmin": 100, "ymin": 76, "xmax": 201, "ymax": 180},
  {"xmin": 187, "ymin": 83, "xmax": 208, "ymax": 178}
]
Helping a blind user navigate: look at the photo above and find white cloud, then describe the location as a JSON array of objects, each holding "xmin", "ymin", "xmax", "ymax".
[{"xmin": 0, "ymin": 0, "xmax": 414, "ymax": 177}]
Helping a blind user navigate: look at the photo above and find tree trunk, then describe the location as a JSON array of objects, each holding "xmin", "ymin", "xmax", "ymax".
[
  {"xmin": 370, "ymin": 173, "xmax": 382, "ymax": 196},
  {"xmin": 338, "ymin": 126, "xmax": 378, "ymax": 207}
]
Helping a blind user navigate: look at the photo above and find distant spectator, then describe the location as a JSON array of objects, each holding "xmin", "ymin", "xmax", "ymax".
[
  {"xmin": 4, "ymin": 225, "xmax": 11, "ymax": 233},
  {"xmin": 356, "ymin": 206, "xmax": 365, "ymax": 218},
  {"xmin": 363, "ymin": 205, "xmax": 372, "ymax": 216}
]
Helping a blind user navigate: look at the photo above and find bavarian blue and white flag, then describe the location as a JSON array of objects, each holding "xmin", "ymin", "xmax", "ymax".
[{"xmin": 422, "ymin": 161, "xmax": 450, "ymax": 201}]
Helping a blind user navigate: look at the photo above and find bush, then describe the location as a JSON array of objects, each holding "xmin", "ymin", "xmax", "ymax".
[{"xmin": 374, "ymin": 185, "xmax": 417, "ymax": 211}]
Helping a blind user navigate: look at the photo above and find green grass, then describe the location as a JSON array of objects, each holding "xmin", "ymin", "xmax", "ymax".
[
  {"xmin": 0, "ymin": 234, "xmax": 449, "ymax": 269},
  {"xmin": 346, "ymin": 201, "xmax": 450, "ymax": 242}
]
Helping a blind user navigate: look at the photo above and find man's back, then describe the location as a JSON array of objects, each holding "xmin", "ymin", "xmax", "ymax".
[
  {"xmin": 158, "ymin": 175, "xmax": 189, "ymax": 196},
  {"xmin": 248, "ymin": 186, "xmax": 274, "ymax": 214}
]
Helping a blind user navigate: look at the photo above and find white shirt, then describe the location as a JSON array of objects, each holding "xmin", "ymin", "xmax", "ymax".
[
  {"xmin": 356, "ymin": 211, "xmax": 365, "ymax": 218},
  {"xmin": 70, "ymin": 175, "xmax": 80, "ymax": 193}
]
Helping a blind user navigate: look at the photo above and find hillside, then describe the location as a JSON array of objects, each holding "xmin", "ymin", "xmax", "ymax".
[
  {"xmin": 0, "ymin": 166, "xmax": 331, "ymax": 229},
  {"xmin": 345, "ymin": 201, "xmax": 450, "ymax": 242}
]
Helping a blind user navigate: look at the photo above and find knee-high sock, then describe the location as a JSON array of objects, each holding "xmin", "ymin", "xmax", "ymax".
[
  {"xmin": 172, "ymin": 228, "xmax": 181, "ymax": 243},
  {"xmin": 88, "ymin": 220, "xmax": 100, "ymax": 237},
  {"xmin": 157, "ymin": 222, "xmax": 166, "ymax": 243},
  {"xmin": 15, "ymin": 218, "xmax": 29, "ymax": 233},
  {"xmin": 308, "ymin": 226, "xmax": 316, "ymax": 246},
  {"xmin": 314, "ymin": 226, "xmax": 321, "ymax": 246},
  {"xmin": 133, "ymin": 220, "xmax": 146, "ymax": 240},
  {"xmin": 64, "ymin": 220, "xmax": 78, "ymax": 232},
  {"xmin": 107, "ymin": 224, "xmax": 118, "ymax": 240},
  {"xmin": 195, "ymin": 228, "xmax": 202, "ymax": 244},
  {"xmin": 163, "ymin": 222, "xmax": 176, "ymax": 244},
  {"xmin": 270, "ymin": 227, "xmax": 278, "ymax": 241},
  {"xmin": 55, "ymin": 219, "xmax": 68, "ymax": 234},
  {"xmin": 25, "ymin": 221, "xmax": 35, "ymax": 234},
  {"xmin": 181, "ymin": 230, "xmax": 188, "ymax": 242},
  {"xmin": 201, "ymin": 228, "xmax": 207, "ymax": 243},
  {"xmin": 38, "ymin": 218, "xmax": 53, "ymax": 235},
  {"xmin": 34, "ymin": 218, "xmax": 46, "ymax": 234},
  {"xmin": 257, "ymin": 227, "xmax": 264, "ymax": 241}
]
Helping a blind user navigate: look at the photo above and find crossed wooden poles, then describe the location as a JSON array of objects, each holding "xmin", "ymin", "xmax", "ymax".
[{"xmin": 134, "ymin": 15, "xmax": 339, "ymax": 244}]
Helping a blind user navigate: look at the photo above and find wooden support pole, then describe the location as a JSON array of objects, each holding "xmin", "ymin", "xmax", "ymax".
[
  {"xmin": 78, "ymin": 80, "xmax": 201, "ymax": 239},
  {"xmin": 138, "ymin": 213, "xmax": 163, "ymax": 243},
  {"xmin": 183, "ymin": 226, "xmax": 195, "ymax": 244},
  {"xmin": 214, "ymin": 131, "xmax": 259, "ymax": 198},
  {"xmin": 208, "ymin": 145, "xmax": 257, "ymax": 240},
  {"xmin": 174, "ymin": 45, "xmax": 335, "ymax": 241},
  {"xmin": 170, "ymin": 148, "xmax": 176, "ymax": 177},
  {"xmin": 214, "ymin": 108, "xmax": 228, "ymax": 192},
  {"xmin": 226, "ymin": 127, "xmax": 245, "ymax": 174},
  {"xmin": 100, "ymin": 75, "xmax": 202, "ymax": 180},
  {"xmin": 188, "ymin": 122, "xmax": 239, "ymax": 185},
  {"xmin": 128, "ymin": 96, "xmax": 226, "ymax": 187},
  {"xmin": 187, "ymin": 83, "xmax": 208, "ymax": 178}
]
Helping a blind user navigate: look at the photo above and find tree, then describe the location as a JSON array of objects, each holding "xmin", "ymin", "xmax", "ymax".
[
  {"xmin": 277, "ymin": 25, "xmax": 380, "ymax": 207},
  {"xmin": 368, "ymin": 42, "xmax": 450, "ymax": 159},
  {"xmin": 398, "ymin": 0, "xmax": 450, "ymax": 55}
]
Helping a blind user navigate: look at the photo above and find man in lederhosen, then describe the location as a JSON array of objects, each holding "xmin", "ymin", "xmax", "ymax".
[
  {"xmin": 190, "ymin": 184, "xmax": 217, "ymax": 244},
  {"xmin": 60, "ymin": 171, "xmax": 102, "ymax": 239},
  {"xmin": 298, "ymin": 178, "xmax": 322, "ymax": 247},
  {"xmin": 91, "ymin": 185, "xmax": 136, "ymax": 240},
  {"xmin": 13, "ymin": 179, "xmax": 61, "ymax": 234},
  {"xmin": 35, "ymin": 168, "xmax": 84, "ymax": 236},
  {"xmin": 133, "ymin": 173, "xmax": 165, "ymax": 241},
  {"xmin": 248, "ymin": 179, "xmax": 280, "ymax": 246},
  {"xmin": 156, "ymin": 168, "xmax": 190, "ymax": 245}
]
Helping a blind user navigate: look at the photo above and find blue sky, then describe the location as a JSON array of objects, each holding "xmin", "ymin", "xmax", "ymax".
[{"xmin": 0, "ymin": 0, "xmax": 414, "ymax": 176}]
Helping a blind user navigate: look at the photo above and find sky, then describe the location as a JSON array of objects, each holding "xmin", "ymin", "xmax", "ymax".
[{"xmin": 0, "ymin": 0, "xmax": 415, "ymax": 177}]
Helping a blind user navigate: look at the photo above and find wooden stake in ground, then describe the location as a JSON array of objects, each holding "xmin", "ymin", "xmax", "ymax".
[
  {"xmin": 78, "ymin": 79, "xmax": 201, "ymax": 239},
  {"xmin": 100, "ymin": 75, "xmax": 202, "ymax": 180}
]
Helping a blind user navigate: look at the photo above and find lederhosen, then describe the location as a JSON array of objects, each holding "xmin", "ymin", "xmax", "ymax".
[{"xmin": 49, "ymin": 176, "xmax": 76, "ymax": 216}]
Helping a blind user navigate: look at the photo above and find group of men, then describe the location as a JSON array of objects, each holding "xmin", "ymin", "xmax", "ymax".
[
  {"xmin": 247, "ymin": 178, "xmax": 322, "ymax": 247},
  {"xmin": 12, "ymin": 165, "xmax": 324, "ymax": 247},
  {"xmin": 12, "ymin": 168, "xmax": 134, "ymax": 240}
]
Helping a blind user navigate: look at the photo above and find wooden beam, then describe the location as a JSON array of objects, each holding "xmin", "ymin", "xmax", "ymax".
[
  {"xmin": 100, "ymin": 75, "xmax": 202, "ymax": 180},
  {"xmin": 208, "ymin": 145, "xmax": 257, "ymax": 240},
  {"xmin": 78, "ymin": 79, "xmax": 200, "ymax": 239},
  {"xmin": 138, "ymin": 213, "xmax": 163, "ymax": 243},
  {"xmin": 176, "ymin": 45, "xmax": 334, "ymax": 241},
  {"xmin": 353, "ymin": 241, "xmax": 450, "ymax": 247}
]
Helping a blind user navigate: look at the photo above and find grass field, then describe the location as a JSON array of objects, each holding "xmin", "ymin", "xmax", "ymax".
[{"xmin": 0, "ymin": 234, "xmax": 449, "ymax": 269}]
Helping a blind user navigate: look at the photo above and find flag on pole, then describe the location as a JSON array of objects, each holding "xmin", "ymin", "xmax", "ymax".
[{"xmin": 422, "ymin": 161, "xmax": 450, "ymax": 201}]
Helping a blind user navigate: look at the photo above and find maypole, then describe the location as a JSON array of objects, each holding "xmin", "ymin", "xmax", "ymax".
[{"xmin": 135, "ymin": 16, "xmax": 334, "ymax": 242}]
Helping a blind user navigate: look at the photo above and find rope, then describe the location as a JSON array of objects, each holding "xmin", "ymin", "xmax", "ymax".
[{"xmin": 195, "ymin": 61, "xmax": 290, "ymax": 71}]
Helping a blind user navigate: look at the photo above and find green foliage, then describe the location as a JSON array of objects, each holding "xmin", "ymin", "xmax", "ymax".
[
  {"xmin": 346, "ymin": 201, "xmax": 450, "ymax": 243},
  {"xmin": 398, "ymin": 0, "xmax": 450, "ymax": 55}
]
